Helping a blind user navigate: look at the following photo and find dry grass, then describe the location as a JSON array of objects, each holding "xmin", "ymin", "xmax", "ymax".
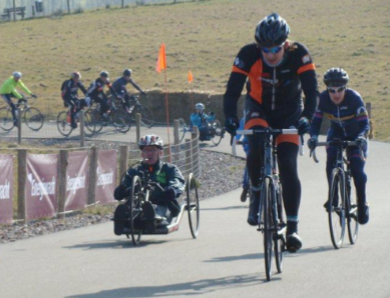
[{"xmin": 0, "ymin": 0, "xmax": 389, "ymax": 139}]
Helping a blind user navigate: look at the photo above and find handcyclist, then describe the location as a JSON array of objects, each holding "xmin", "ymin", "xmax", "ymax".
[
  {"xmin": 86, "ymin": 71, "xmax": 120, "ymax": 120},
  {"xmin": 112, "ymin": 69, "xmax": 146, "ymax": 111},
  {"xmin": 114, "ymin": 134, "xmax": 185, "ymax": 231},
  {"xmin": 61, "ymin": 72, "xmax": 88, "ymax": 128},
  {"xmin": 223, "ymin": 13, "xmax": 319, "ymax": 252},
  {"xmin": 0, "ymin": 72, "xmax": 37, "ymax": 126},
  {"xmin": 190, "ymin": 102, "xmax": 216, "ymax": 141},
  {"xmin": 308, "ymin": 68, "xmax": 370, "ymax": 224}
]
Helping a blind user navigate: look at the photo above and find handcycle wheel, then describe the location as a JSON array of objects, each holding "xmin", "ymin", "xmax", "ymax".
[
  {"xmin": 328, "ymin": 168, "xmax": 346, "ymax": 249},
  {"xmin": 186, "ymin": 173, "xmax": 200, "ymax": 239},
  {"xmin": 211, "ymin": 120, "xmax": 223, "ymax": 146},
  {"xmin": 83, "ymin": 109, "xmax": 96, "ymax": 137},
  {"xmin": 112, "ymin": 109, "xmax": 131, "ymax": 133},
  {"xmin": 262, "ymin": 177, "xmax": 274, "ymax": 281},
  {"xmin": 346, "ymin": 178, "xmax": 359, "ymax": 244},
  {"xmin": 274, "ymin": 181, "xmax": 285, "ymax": 274},
  {"xmin": 0, "ymin": 107, "xmax": 14, "ymax": 131},
  {"xmin": 138, "ymin": 105, "xmax": 154, "ymax": 128},
  {"xmin": 56, "ymin": 111, "xmax": 73, "ymax": 137},
  {"xmin": 23, "ymin": 107, "xmax": 44, "ymax": 131},
  {"xmin": 129, "ymin": 175, "xmax": 143, "ymax": 245},
  {"xmin": 178, "ymin": 118, "xmax": 188, "ymax": 142}
]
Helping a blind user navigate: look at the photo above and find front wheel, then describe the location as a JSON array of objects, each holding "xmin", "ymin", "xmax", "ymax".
[
  {"xmin": 56, "ymin": 111, "xmax": 73, "ymax": 137},
  {"xmin": 0, "ymin": 107, "xmax": 14, "ymax": 131},
  {"xmin": 129, "ymin": 175, "xmax": 143, "ymax": 245},
  {"xmin": 262, "ymin": 177, "xmax": 274, "ymax": 281},
  {"xmin": 211, "ymin": 120, "xmax": 224, "ymax": 146},
  {"xmin": 24, "ymin": 107, "xmax": 44, "ymax": 131},
  {"xmin": 112, "ymin": 109, "xmax": 131, "ymax": 133},
  {"xmin": 135, "ymin": 105, "xmax": 154, "ymax": 128},
  {"xmin": 274, "ymin": 181, "xmax": 285, "ymax": 274},
  {"xmin": 186, "ymin": 173, "xmax": 200, "ymax": 238},
  {"xmin": 178, "ymin": 118, "xmax": 188, "ymax": 143},
  {"xmin": 328, "ymin": 168, "xmax": 346, "ymax": 249}
]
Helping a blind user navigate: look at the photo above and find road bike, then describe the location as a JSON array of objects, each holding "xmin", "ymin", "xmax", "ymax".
[
  {"xmin": 0, "ymin": 96, "xmax": 44, "ymax": 131},
  {"xmin": 310, "ymin": 139, "xmax": 360, "ymax": 249},
  {"xmin": 178, "ymin": 117, "xmax": 225, "ymax": 146},
  {"xmin": 113, "ymin": 94, "xmax": 154, "ymax": 128},
  {"xmin": 233, "ymin": 127, "xmax": 300, "ymax": 281}
]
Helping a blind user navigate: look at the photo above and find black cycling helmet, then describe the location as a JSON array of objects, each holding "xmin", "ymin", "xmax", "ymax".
[
  {"xmin": 71, "ymin": 72, "xmax": 81, "ymax": 79},
  {"xmin": 255, "ymin": 13, "xmax": 290, "ymax": 48},
  {"xmin": 123, "ymin": 69, "xmax": 132, "ymax": 77},
  {"xmin": 323, "ymin": 68, "xmax": 349, "ymax": 87},
  {"xmin": 100, "ymin": 71, "xmax": 109, "ymax": 78}
]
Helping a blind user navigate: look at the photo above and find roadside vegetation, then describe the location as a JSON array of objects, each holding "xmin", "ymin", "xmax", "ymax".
[{"xmin": 0, "ymin": 0, "xmax": 389, "ymax": 140}]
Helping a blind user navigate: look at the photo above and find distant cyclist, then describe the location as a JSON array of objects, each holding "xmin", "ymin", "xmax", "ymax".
[
  {"xmin": 61, "ymin": 72, "xmax": 87, "ymax": 128},
  {"xmin": 112, "ymin": 69, "xmax": 146, "ymax": 110},
  {"xmin": 190, "ymin": 103, "xmax": 216, "ymax": 141},
  {"xmin": 308, "ymin": 68, "xmax": 370, "ymax": 224},
  {"xmin": 0, "ymin": 72, "xmax": 37, "ymax": 126},
  {"xmin": 86, "ymin": 71, "xmax": 120, "ymax": 119}
]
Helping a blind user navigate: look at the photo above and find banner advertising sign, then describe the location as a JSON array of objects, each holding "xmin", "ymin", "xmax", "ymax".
[
  {"xmin": 0, "ymin": 155, "xmax": 14, "ymax": 224},
  {"xmin": 26, "ymin": 154, "xmax": 58, "ymax": 220},
  {"xmin": 65, "ymin": 151, "xmax": 89, "ymax": 211},
  {"xmin": 95, "ymin": 150, "xmax": 117, "ymax": 204}
]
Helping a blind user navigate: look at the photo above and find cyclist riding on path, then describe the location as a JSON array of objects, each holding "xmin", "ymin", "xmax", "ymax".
[
  {"xmin": 86, "ymin": 71, "xmax": 120, "ymax": 119},
  {"xmin": 308, "ymin": 68, "xmax": 370, "ymax": 225},
  {"xmin": 0, "ymin": 72, "xmax": 37, "ymax": 126},
  {"xmin": 61, "ymin": 72, "xmax": 87, "ymax": 128},
  {"xmin": 112, "ymin": 69, "xmax": 146, "ymax": 109},
  {"xmin": 223, "ymin": 13, "xmax": 319, "ymax": 252}
]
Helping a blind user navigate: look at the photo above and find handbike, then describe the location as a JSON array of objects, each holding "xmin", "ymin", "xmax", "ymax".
[{"xmin": 310, "ymin": 139, "xmax": 360, "ymax": 249}]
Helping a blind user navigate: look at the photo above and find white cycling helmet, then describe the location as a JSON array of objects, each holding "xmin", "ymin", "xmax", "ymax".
[
  {"xmin": 195, "ymin": 103, "xmax": 205, "ymax": 111},
  {"xmin": 138, "ymin": 134, "xmax": 164, "ymax": 150},
  {"xmin": 13, "ymin": 71, "xmax": 22, "ymax": 78}
]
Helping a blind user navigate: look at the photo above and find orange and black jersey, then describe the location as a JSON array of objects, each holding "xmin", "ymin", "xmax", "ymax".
[{"xmin": 224, "ymin": 41, "xmax": 319, "ymax": 120}]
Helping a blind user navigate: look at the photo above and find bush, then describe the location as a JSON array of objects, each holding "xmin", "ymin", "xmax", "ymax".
[
  {"xmin": 51, "ymin": 8, "xmax": 63, "ymax": 17},
  {"xmin": 74, "ymin": 7, "xmax": 84, "ymax": 14}
]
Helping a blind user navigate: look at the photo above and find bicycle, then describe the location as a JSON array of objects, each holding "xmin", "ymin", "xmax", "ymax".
[
  {"xmin": 86, "ymin": 98, "xmax": 131, "ymax": 134},
  {"xmin": 232, "ymin": 127, "xmax": 299, "ymax": 281},
  {"xmin": 178, "ymin": 117, "xmax": 225, "ymax": 146},
  {"xmin": 0, "ymin": 96, "xmax": 44, "ymax": 131},
  {"xmin": 56, "ymin": 98, "xmax": 95, "ymax": 137},
  {"xmin": 310, "ymin": 139, "xmax": 360, "ymax": 249},
  {"xmin": 120, "ymin": 95, "xmax": 154, "ymax": 128}
]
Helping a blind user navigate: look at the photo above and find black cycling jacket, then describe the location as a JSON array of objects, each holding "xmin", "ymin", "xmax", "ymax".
[
  {"xmin": 86, "ymin": 77, "xmax": 118, "ymax": 99},
  {"xmin": 61, "ymin": 79, "xmax": 87, "ymax": 100},
  {"xmin": 112, "ymin": 76, "xmax": 143, "ymax": 95}
]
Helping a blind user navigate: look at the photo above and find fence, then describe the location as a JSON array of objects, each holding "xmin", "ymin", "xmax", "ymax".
[{"xmin": 0, "ymin": 125, "xmax": 200, "ymax": 224}]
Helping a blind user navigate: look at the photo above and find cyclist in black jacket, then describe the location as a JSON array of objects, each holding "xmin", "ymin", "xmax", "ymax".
[
  {"xmin": 223, "ymin": 13, "xmax": 319, "ymax": 252},
  {"xmin": 112, "ymin": 69, "xmax": 146, "ymax": 109},
  {"xmin": 61, "ymin": 72, "xmax": 87, "ymax": 128}
]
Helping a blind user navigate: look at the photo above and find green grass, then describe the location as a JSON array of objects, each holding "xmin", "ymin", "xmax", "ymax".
[{"xmin": 0, "ymin": 0, "xmax": 389, "ymax": 140}]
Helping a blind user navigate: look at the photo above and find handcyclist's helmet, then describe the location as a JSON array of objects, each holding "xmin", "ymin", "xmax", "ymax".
[
  {"xmin": 323, "ymin": 68, "xmax": 349, "ymax": 87},
  {"xmin": 255, "ymin": 13, "xmax": 290, "ymax": 48},
  {"xmin": 138, "ymin": 134, "xmax": 164, "ymax": 150},
  {"xmin": 195, "ymin": 103, "xmax": 205, "ymax": 111},
  {"xmin": 123, "ymin": 69, "xmax": 132, "ymax": 77},
  {"xmin": 71, "ymin": 72, "xmax": 81, "ymax": 79},
  {"xmin": 13, "ymin": 71, "xmax": 22, "ymax": 79},
  {"xmin": 100, "ymin": 71, "xmax": 109, "ymax": 78}
]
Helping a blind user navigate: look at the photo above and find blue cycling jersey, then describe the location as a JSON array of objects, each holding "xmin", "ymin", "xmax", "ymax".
[{"xmin": 310, "ymin": 88, "xmax": 370, "ymax": 139}]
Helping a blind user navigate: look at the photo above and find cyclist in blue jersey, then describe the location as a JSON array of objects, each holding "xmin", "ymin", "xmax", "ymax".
[
  {"xmin": 112, "ymin": 69, "xmax": 146, "ymax": 110},
  {"xmin": 308, "ymin": 68, "xmax": 370, "ymax": 224},
  {"xmin": 190, "ymin": 103, "xmax": 216, "ymax": 141}
]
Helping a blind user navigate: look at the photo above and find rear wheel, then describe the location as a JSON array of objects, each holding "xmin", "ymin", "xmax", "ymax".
[
  {"xmin": 262, "ymin": 177, "xmax": 273, "ymax": 281},
  {"xmin": 211, "ymin": 120, "xmax": 223, "ymax": 146},
  {"xmin": 56, "ymin": 111, "xmax": 73, "ymax": 137},
  {"xmin": 0, "ymin": 107, "xmax": 14, "ymax": 131},
  {"xmin": 130, "ymin": 175, "xmax": 143, "ymax": 245},
  {"xmin": 346, "ymin": 176, "xmax": 359, "ymax": 244},
  {"xmin": 186, "ymin": 173, "xmax": 200, "ymax": 238},
  {"xmin": 328, "ymin": 169, "xmax": 346, "ymax": 249},
  {"xmin": 24, "ymin": 107, "xmax": 44, "ymax": 131},
  {"xmin": 112, "ymin": 109, "xmax": 131, "ymax": 133}
]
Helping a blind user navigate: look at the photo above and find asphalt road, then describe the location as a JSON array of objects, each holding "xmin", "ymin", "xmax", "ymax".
[{"xmin": 1, "ymin": 135, "xmax": 390, "ymax": 298}]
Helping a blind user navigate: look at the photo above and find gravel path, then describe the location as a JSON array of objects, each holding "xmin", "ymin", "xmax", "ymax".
[{"xmin": 0, "ymin": 150, "xmax": 245, "ymax": 243}]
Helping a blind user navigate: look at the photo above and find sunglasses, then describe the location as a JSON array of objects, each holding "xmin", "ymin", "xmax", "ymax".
[
  {"xmin": 262, "ymin": 45, "xmax": 283, "ymax": 54},
  {"xmin": 327, "ymin": 86, "xmax": 346, "ymax": 94}
]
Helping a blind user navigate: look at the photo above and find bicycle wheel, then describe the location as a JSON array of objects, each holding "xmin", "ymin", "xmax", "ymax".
[
  {"xmin": 262, "ymin": 177, "xmax": 273, "ymax": 281},
  {"xmin": 129, "ymin": 175, "xmax": 143, "ymax": 245},
  {"xmin": 346, "ymin": 176, "xmax": 359, "ymax": 244},
  {"xmin": 24, "ymin": 107, "xmax": 44, "ymax": 131},
  {"xmin": 56, "ymin": 111, "xmax": 73, "ymax": 137},
  {"xmin": 211, "ymin": 120, "xmax": 223, "ymax": 146},
  {"xmin": 178, "ymin": 118, "xmax": 188, "ymax": 142},
  {"xmin": 0, "ymin": 107, "xmax": 14, "ymax": 131},
  {"xmin": 328, "ymin": 168, "xmax": 346, "ymax": 249},
  {"xmin": 83, "ymin": 109, "xmax": 96, "ymax": 137},
  {"xmin": 137, "ymin": 105, "xmax": 154, "ymax": 128},
  {"xmin": 112, "ymin": 109, "xmax": 131, "ymax": 133},
  {"xmin": 186, "ymin": 173, "xmax": 200, "ymax": 238},
  {"xmin": 274, "ymin": 181, "xmax": 285, "ymax": 274}
]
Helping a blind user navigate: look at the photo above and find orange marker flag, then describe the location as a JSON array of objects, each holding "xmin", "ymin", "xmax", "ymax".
[
  {"xmin": 156, "ymin": 43, "xmax": 167, "ymax": 73},
  {"xmin": 188, "ymin": 70, "xmax": 193, "ymax": 83}
]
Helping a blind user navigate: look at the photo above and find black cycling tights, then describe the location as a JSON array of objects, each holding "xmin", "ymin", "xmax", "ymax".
[{"xmin": 247, "ymin": 136, "xmax": 301, "ymax": 220}]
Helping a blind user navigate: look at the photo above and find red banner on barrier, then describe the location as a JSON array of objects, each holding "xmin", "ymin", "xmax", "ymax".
[
  {"xmin": 96, "ymin": 150, "xmax": 117, "ymax": 204},
  {"xmin": 0, "ymin": 155, "xmax": 14, "ymax": 224},
  {"xmin": 26, "ymin": 154, "xmax": 58, "ymax": 220},
  {"xmin": 65, "ymin": 151, "xmax": 89, "ymax": 211}
]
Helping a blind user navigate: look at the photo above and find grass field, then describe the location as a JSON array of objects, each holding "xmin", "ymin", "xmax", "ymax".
[{"xmin": 0, "ymin": 0, "xmax": 389, "ymax": 140}]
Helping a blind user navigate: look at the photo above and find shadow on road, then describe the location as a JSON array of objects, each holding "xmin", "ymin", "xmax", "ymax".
[
  {"xmin": 201, "ymin": 205, "xmax": 248, "ymax": 211},
  {"xmin": 63, "ymin": 239, "xmax": 169, "ymax": 250},
  {"xmin": 65, "ymin": 273, "xmax": 266, "ymax": 298}
]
